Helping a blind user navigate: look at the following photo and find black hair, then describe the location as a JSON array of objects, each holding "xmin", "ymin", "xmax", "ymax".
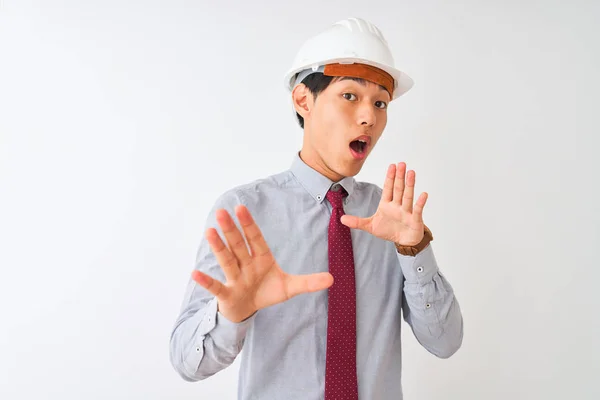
[{"xmin": 295, "ymin": 73, "xmax": 334, "ymax": 129}]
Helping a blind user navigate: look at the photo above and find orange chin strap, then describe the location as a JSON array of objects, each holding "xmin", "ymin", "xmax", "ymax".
[{"xmin": 323, "ymin": 63, "xmax": 394, "ymax": 99}]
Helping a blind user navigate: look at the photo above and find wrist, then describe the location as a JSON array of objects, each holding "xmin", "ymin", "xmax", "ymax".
[
  {"xmin": 395, "ymin": 225, "xmax": 433, "ymax": 256},
  {"xmin": 217, "ymin": 299, "xmax": 257, "ymax": 324}
]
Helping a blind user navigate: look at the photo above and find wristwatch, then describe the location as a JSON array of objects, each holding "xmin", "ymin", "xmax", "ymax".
[{"xmin": 395, "ymin": 225, "xmax": 433, "ymax": 256}]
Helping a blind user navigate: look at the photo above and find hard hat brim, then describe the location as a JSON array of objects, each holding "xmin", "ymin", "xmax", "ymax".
[{"xmin": 284, "ymin": 58, "xmax": 414, "ymax": 100}]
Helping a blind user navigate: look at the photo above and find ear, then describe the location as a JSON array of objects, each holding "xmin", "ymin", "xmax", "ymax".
[{"xmin": 292, "ymin": 84, "xmax": 313, "ymax": 120}]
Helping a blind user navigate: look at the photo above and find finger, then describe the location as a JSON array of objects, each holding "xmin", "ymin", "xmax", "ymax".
[
  {"xmin": 192, "ymin": 270, "xmax": 227, "ymax": 299},
  {"xmin": 403, "ymin": 169, "xmax": 415, "ymax": 212},
  {"xmin": 340, "ymin": 214, "xmax": 371, "ymax": 232},
  {"xmin": 216, "ymin": 209, "xmax": 252, "ymax": 268},
  {"xmin": 412, "ymin": 192, "xmax": 428, "ymax": 222},
  {"xmin": 206, "ymin": 227, "xmax": 240, "ymax": 282},
  {"xmin": 285, "ymin": 272, "xmax": 334, "ymax": 298},
  {"xmin": 381, "ymin": 164, "xmax": 395, "ymax": 202},
  {"xmin": 236, "ymin": 205, "xmax": 274, "ymax": 267},
  {"xmin": 393, "ymin": 162, "xmax": 406, "ymax": 204}
]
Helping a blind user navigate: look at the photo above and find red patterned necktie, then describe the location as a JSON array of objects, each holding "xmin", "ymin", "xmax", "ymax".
[{"xmin": 324, "ymin": 184, "xmax": 358, "ymax": 399}]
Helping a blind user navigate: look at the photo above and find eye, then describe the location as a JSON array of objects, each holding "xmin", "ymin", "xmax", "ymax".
[
  {"xmin": 342, "ymin": 93, "xmax": 357, "ymax": 101},
  {"xmin": 375, "ymin": 101, "xmax": 387, "ymax": 109}
]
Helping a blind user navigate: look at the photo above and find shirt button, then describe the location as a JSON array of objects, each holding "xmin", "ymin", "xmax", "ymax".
[
  {"xmin": 196, "ymin": 346, "xmax": 201, "ymax": 352},
  {"xmin": 417, "ymin": 266, "xmax": 424, "ymax": 273},
  {"xmin": 317, "ymin": 195, "xmax": 322, "ymax": 200},
  {"xmin": 331, "ymin": 184, "xmax": 340, "ymax": 192},
  {"xmin": 425, "ymin": 303, "xmax": 431, "ymax": 309}
]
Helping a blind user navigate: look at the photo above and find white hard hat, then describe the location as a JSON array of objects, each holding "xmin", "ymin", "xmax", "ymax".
[{"xmin": 284, "ymin": 17, "xmax": 414, "ymax": 100}]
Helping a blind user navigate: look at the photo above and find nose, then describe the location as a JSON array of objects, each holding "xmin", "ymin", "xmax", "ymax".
[{"xmin": 357, "ymin": 103, "xmax": 376, "ymax": 127}]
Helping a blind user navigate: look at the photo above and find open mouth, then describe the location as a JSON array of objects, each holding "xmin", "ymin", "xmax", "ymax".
[
  {"xmin": 349, "ymin": 135, "xmax": 371, "ymax": 160},
  {"xmin": 350, "ymin": 139, "xmax": 368, "ymax": 154}
]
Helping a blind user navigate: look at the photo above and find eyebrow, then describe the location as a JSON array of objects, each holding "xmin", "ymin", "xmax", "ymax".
[{"xmin": 337, "ymin": 77, "xmax": 389, "ymax": 96}]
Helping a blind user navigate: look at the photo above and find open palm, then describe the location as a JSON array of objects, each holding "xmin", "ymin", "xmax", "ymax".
[
  {"xmin": 192, "ymin": 205, "xmax": 333, "ymax": 323},
  {"xmin": 341, "ymin": 162, "xmax": 428, "ymax": 246}
]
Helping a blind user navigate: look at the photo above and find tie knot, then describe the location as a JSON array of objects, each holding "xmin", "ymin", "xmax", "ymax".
[{"xmin": 326, "ymin": 184, "xmax": 347, "ymax": 208}]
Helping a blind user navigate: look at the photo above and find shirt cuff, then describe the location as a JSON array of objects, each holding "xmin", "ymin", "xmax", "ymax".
[{"xmin": 397, "ymin": 243, "xmax": 439, "ymax": 284}]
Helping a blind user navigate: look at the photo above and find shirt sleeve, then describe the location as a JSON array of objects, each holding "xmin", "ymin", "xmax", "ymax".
[
  {"xmin": 398, "ymin": 243, "xmax": 464, "ymax": 358},
  {"xmin": 169, "ymin": 189, "xmax": 256, "ymax": 381}
]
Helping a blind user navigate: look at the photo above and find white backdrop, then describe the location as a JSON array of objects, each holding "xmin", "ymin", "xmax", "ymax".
[{"xmin": 1, "ymin": 1, "xmax": 599, "ymax": 399}]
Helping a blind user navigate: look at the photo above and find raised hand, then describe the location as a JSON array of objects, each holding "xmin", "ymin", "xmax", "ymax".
[
  {"xmin": 341, "ymin": 162, "xmax": 428, "ymax": 246},
  {"xmin": 192, "ymin": 205, "xmax": 334, "ymax": 323}
]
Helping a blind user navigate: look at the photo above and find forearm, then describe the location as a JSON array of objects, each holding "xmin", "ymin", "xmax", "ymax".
[
  {"xmin": 169, "ymin": 290, "xmax": 254, "ymax": 381},
  {"xmin": 399, "ymin": 244, "xmax": 463, "ymax": 358}
]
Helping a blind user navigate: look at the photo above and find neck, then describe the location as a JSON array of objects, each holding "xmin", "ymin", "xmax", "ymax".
[{"xmin": 299, "ymin": 145, "xmax": 344, "ymax": 183}]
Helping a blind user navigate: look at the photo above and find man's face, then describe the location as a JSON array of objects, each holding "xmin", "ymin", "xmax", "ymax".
[{"xmin": 299, "ymin": 76, "xmax": 390, "ymax": 181}]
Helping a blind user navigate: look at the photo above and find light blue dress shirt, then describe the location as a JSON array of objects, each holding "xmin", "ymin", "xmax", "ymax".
[{"xmin": 170, "ymin": 152, "xmax": 463, "ymax": 399}]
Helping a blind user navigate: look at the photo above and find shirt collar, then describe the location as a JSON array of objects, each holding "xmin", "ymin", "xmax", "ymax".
[{"xmin": 290, "ymin": 152, "xmax": 356, "ymax": 204}]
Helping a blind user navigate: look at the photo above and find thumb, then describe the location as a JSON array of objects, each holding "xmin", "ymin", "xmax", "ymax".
[
  {"xmin": 340, "ymin": 214, "xmax": 371, "ymax": 232},
  {"xmin": 286, "ymin": 272, "xmax": 334, "ymax": 298}
]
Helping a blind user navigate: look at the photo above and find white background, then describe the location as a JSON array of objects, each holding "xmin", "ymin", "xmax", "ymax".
[{"xmin": 1, "ymin": 1, "xmax": 599, "ymax": 399}]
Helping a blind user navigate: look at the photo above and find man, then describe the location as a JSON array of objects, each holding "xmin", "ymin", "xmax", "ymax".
[{"xmin": 170, "ymin": 17, "xmax": 463, "ymax": 399}]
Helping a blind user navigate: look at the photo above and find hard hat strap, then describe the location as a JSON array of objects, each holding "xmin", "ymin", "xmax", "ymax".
[
  {"xmin": 323, "ymin": 63, "xmax": 394, "ymax": 98},
  {"xmin": 293, "ymin": 63, "xmax": 394, "ymax": 99}
]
